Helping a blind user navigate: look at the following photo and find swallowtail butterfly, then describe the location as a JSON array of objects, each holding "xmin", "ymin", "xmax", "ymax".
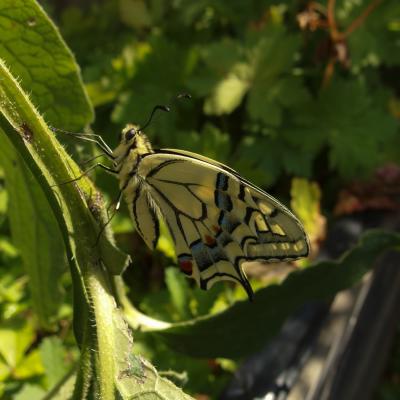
[{"xmin": 103, "ymin": 124, "xmax": 309, "ymax": 300}]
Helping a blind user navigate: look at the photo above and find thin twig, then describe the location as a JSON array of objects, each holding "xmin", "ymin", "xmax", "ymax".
[
  {"xmin": 327, "ymin": 0, "xmax": 339, "ymax": 40},
  {"xmin": 322, "ymin": 0, "xmax": 383, "ymax": 88},
  {"xmin": 343, "ymin": 0, "xmax": 383, "ymax": 37}
]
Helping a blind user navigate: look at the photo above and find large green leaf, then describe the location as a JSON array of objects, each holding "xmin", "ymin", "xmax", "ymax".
[
  {"xmin": 40, "ymin": 337, "xmax": 69, "ymax": 390},
  {"xmin": 293, "ymin": 79, "xmax": 397, "ymax": 178},
  {"xmin": 15, "ymin": 384, "xmax": 46, "ymax": 400},
  {"xmin": 0, "ymin": 319, "xmax": 35, "ymax": 374},
  {"xmin": 0, "ymin": 0, "xmax": 93, "ymax": 130},
  {"xmin": 138, "ymin": 230, "xmax": 400, "ymax": 358}
]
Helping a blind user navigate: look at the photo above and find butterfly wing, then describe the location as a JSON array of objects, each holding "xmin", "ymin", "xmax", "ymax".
[
  {"xmin": 128, "ymin": 180, "xmax": 160, "ymax": 250},
  {"xmin": 134, "ymin": 150, "xmax": 309, "ymax": 299}
]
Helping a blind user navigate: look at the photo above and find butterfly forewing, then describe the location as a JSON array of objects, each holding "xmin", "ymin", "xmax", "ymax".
[{"xmin": 123, "ymin": 149, "xmax": 309, "ymax": 299}]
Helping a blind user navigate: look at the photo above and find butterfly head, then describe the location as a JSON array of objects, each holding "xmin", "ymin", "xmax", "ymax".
[
  {"xmin": 112, "ymin": 124, "xmax": 153, "ymax": 167},
  {"xmin": 123, "ymin": 126, "xmax": 137, "ymax": 142}
]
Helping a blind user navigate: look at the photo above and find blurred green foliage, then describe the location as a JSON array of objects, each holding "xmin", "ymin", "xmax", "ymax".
[
  {"xmin": 48, "ymin": 0, "xmax": 399, "ymax": 187},
  {"xmin": 0, "ymin": 0, "xmax": 399, "ymax": 398}
]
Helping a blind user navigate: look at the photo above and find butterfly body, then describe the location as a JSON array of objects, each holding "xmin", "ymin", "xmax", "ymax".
[{"xmin": 112, "ymin": 125, "xmax": 309, "ymax": 299}]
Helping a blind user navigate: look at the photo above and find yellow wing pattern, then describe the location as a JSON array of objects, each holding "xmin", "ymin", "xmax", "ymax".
[{"xmin": 128, "ymin": 150, "xmax": 309, "ymax": 300}]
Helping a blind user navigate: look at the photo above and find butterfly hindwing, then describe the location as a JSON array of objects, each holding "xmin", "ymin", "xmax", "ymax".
[
  {"xmin": 128, "ymin": 180, "xmax": 160, "ymax": 250},
  {"xmin": 133, "ymin": 150, "xmax": 309, "ymax": 299}
]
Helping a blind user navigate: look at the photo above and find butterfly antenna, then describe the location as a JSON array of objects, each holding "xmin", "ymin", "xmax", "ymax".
[
  {"xmin": 49, "ymin": 125, "xmax": 114, "ymax": 159},
  {"xmin": 139, "ymin": 93, "xmax": 191, "ymax": 131},
  {"xmin": 140, "ymin": 105, "xmax": 170, "ymax": 131}
]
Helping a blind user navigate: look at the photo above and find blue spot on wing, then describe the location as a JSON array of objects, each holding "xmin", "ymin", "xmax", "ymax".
[
  {"xmin": 190, "ymin": 240, "xmax": 213, "ymax": 271},
  {"xmin": 216, "ymin": 173, "xmax": 228, "ymax": 191},
  {"xmin": 215, "ymin": 191, "xmax": 233, "ymax": 211},
  {"xmin": 216, "ymin": 230, "xmax": 232, "ymax": 247},
  {"xmin": 218, "ymin": 211, "xmax": 240, "ymax": 233},
  {"xmin": 210, "ymin": 245, "xmax": 228, "ymax": 263}
]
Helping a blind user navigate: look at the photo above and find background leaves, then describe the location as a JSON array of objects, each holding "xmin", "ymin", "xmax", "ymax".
[
  {"xmin": 0, "ymin": 134, "xmax": 65, "ymax": 328},
  {"xmin": 0, "ymin": 0, "xmax": 399, "ymax": 398}
]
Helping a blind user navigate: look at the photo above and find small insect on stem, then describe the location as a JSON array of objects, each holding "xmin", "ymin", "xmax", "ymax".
[{"xmin": 20, "ymin": 122, "xmax": 34, "ymax": 143}]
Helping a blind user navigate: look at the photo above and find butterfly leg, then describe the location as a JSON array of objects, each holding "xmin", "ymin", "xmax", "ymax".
[
  {"xmin": 79, "ymin": 153, "xmax": 109, "ymax": 166},
  {"xmin": 49, "ymin": 126, "xmax": 114, "ymax": 159},
  {"xmin": 51, "ymin": 163, "xmax": 118, "ymax": 187},
  {"xmin": 94, "ymin": 189, "xmax": 124, "ymax": 246},
  {"xmin": 106, "ymin": 188, "xmax": 124, "ymax": 218}
]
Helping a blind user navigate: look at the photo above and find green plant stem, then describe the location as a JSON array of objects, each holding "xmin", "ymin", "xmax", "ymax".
[
  {"xmin": 0, "ymin": 57, "xmax": 120, "ymax": 398},
  {"xmin": 88, "ymin": 265, "xmax": 116, "ymax": 400}
]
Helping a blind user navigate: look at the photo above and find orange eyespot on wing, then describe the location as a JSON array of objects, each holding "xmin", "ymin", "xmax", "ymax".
[
  {"xmin": 178, "ymin": 255, "xmax": 193, "ymax": 275},
  {"xmin": 212, "ymin": 225, "xmax": 222, "ymax": 234},
  {"xmin": 204, "ymin": 234, "xmax": 217, "ymax": 246}
]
